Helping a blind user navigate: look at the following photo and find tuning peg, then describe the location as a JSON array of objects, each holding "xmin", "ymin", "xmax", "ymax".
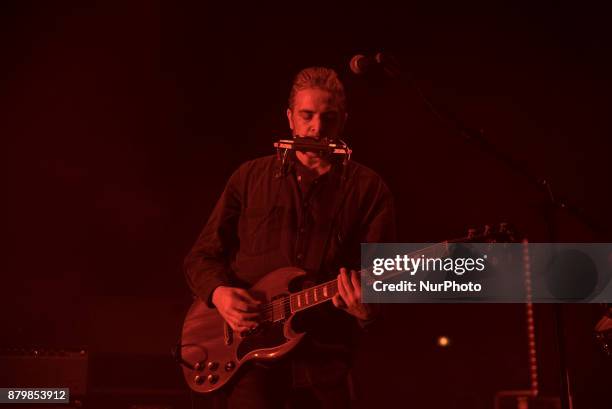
[
  {"xmin": 467, "ymin": 228, "xmax": 477, "ymax": 240},
  {"xmin": 483, "ymin": 225, "xmax": 492, "ymax": 237}
]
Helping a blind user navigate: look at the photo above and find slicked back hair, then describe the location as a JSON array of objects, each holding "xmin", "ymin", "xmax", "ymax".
[{"xmin": 288, "ymin": 67, "xmax": 346, "ymax": 113}]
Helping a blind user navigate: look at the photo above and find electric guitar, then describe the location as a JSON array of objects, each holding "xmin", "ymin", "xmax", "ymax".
[{"xmin": 177, "ymin": 223, "xmax": 515, "ymax": 393}]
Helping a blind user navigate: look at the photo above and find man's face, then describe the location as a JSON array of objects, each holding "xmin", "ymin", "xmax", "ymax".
[{"xmin": 287, "ymin": 88, "xmax": 346, "ymax": 142}]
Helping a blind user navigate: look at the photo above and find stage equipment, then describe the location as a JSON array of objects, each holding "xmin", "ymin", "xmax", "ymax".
[
  {"xmin": 178, "ymin": 224, "xmax": 514, "ymax": 393},
  {"xmin": 349, "ymin": 50, "xmax": 610, "ymax": 409},
  {"xmin": 0, "ymin": 347, "xmax": 88, "ymax": 406},
  {"xmin": 273, "ymin": 137, "xmax": 351, "ymax": 177}
]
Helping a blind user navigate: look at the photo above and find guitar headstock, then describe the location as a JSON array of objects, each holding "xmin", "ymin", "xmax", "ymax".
[{"xmin": 464, "ymin": 222, "xmax": 519, "ymax": 243}]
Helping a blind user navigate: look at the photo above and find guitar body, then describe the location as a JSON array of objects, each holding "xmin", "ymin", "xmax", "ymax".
[{"xmin": 180, "ymin": 267, "xmax": 307, "ymax": 393}]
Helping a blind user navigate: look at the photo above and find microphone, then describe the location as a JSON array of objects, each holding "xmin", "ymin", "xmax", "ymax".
[
  {"xmin": 349, "ymin": 53, "xmax": 383, "ymax": 75},
  {"xmin": 349, "ymin": 52, "xmax": 400, "ymax": 77}
]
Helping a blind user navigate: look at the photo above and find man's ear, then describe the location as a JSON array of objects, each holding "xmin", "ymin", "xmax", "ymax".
[{"xmin": 286, "ymin": 108, "xmax": 294, "ymax": 130}]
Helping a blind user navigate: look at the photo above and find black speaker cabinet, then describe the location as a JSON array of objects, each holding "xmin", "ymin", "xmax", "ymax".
[{"xmin": 0, "ymin": 348, "xmax": 88, "ymax": 398}]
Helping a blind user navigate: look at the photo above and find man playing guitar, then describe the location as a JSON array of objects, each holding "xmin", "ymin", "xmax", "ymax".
[{"xmin": 184, "ymin": 66, "xmax": 395, "ymax": 408}]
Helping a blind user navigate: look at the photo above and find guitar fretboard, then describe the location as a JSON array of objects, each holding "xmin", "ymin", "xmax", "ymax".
[
  {"xmin": 260, "ymin": 228, "xmax": 510, "ymax": 323},
  {"xmin": 290, "ymin": 280, "xmax": 339, "ymax": 312},
  {"xmin": 288, "ymin": 241, "xmax": 451, "ymax": 313}
]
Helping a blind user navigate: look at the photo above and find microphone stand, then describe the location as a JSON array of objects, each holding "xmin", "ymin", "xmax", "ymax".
[
  {"xmin": 374, "ymin": 55, "xmax": 610, "ymax": 409},
  {"xmin": 378, "ymin": 56, "xmax": 607, "ymax": 238}
]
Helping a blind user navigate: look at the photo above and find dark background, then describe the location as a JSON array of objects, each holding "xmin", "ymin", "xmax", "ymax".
[{"xmin": 2, "ymin": 1, "xmax": 611, "ymax": 408}]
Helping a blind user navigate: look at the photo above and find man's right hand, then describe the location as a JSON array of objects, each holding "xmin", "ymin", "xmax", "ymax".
[{"xmin": 211, "ymin": 286, "xmax": 261, "ymax": 332}]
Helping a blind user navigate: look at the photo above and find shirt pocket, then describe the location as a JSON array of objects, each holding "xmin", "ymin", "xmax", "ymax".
[{"xmin": 238, "ymin": 206, "xmax": 284, "ymax": 255}]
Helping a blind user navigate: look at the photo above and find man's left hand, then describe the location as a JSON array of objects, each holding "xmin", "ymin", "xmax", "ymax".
[{"xmin": 332, "ymin": 267, "xmax": 374, "ymax": 321}]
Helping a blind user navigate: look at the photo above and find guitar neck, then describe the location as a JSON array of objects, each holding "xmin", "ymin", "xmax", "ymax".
[
  {"xmin": 290, "ymin": 279, "xmax": 338, "ymax": 313},
  {"xmin": 289, "ymin": 241, "xmax": 452, "ymax": 313}
]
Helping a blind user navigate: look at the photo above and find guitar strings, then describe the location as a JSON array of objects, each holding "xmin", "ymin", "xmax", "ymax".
[
  {"xmin": 257, "ymin": 242, "xmax": 444, "ymax": 317},
  {"xmin": 258, "ymin": 281, "xmax": 340, "ymax": 321},
  {"xmin": 259, "ymin": 287, "xmax": 337, "ymax": 315},
  {"xmin": 255, "ymin": 240, "xmax": 493, "ymax": 320}
]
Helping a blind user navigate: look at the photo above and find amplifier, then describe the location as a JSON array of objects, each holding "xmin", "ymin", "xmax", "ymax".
[{"xmin": 0, "ymin": 348, "xmax": 88, "ymax": 397}]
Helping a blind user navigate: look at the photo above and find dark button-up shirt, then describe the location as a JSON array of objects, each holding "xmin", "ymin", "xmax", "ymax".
[
  {"xmin": 184, "ymin": 154, "xmax": 395, "ymax": 307},
  {"xmin": 184, "ymin": 153, "xmax": 395, "ymax": 385}
]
